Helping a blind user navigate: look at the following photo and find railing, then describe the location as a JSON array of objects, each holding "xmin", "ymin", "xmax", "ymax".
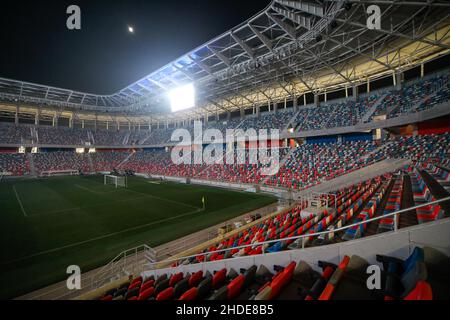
[
  {"xmin": 143, "ymin": 196, "xmax": 450, "ymax": 269},
  {"xmin": 91, "ymin": 245, "xmax": 155, "ymax": 289}
]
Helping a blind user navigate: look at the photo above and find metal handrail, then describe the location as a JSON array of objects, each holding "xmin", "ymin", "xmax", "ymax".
[{"xmin": 144, "ymin": 196, "xmax": 450, "ymax": 269}]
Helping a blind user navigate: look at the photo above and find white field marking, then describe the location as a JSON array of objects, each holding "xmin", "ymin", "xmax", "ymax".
[
  {"xmin": 0, "ymin": 207, "xmax": 204, "ymax": 266},
  {"xmin": 147, "ymin": 181, "xmax": 161, "ymax": 185},
  {"xmin": 13, "ymin": 185, "xmax": 28, "ymax": 217},
  {"xmin": 74, "ymin": 184, "xmax": 117, "ymax": 195},
  {"xmin": 123, "ymin": 187, "xmax": 200, "ymax": 210},
  {"xmin": 27, "ymin": 195, "xmax": 149, "ymax": 217}
]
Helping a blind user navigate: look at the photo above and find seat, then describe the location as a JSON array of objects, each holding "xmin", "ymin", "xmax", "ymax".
[
  {"xmin": 208, "ymin": 286, "xmax": 228, "ymax": 300},
  {"xmin": 156, "ymin": 287, "xmax": 174, "ymax": 301},
  {"xmin": 212, "ymin": 269, "xmax": 227, "ymax": 289},
  {"xmin": 318, "ymin": 256, "xmax": 351, "ymax": 300},
  {"xmin": 140, "ymin": 279, "xmax": 154, "ymax": 293},
  {"xmin": 154, "ymin": 278, "xmax": 170, "ymax": 295},
  {"xmin": 189, "ymin": 271, "xmax": 203, "ymax": 287},
  {"xmin": 125, "ymin": 287, "xmax": 139, "ymax": 300},
  {"xmin": 179, "ymin": 287, "xmax": 198, "ymax": 301},
  {"xmin": 169, "ymin": 272, "xmax": 184, "ymax": 287},
  {"xmin": 173, "ymin": 278, "xmax": 190, "ymax": 299},
  {"xmin": 404, "ymin": 281, "xmax": 433, "ymax": 300},
  {"xmin": 377, "ymin": 247, "xmax": 428, "ymax": 299},
  {"xmin": 197, "ymin": 277, "xmax": 213, "ymax": 300},
  {"xmin": 138, "ymin": 287, "xmax": 155, "ymax": 300},
  {"xmin": 227, "ymin": 275, "xmax": 245, "ymax": 300}
]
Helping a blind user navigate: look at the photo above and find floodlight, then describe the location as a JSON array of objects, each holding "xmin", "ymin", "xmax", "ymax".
[{"xmin": 169, "ymin": 84, "xmax": 195, "ymax": 112}]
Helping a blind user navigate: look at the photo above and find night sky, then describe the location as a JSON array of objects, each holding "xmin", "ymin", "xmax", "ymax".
[{"xmin": 0, "ymin": 0, "xmax": 270, "ymax": 94}]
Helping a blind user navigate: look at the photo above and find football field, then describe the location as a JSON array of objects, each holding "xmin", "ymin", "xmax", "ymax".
[{"xmin": 0, "ymin": 175, "xmax": 277, "ymax": 299}]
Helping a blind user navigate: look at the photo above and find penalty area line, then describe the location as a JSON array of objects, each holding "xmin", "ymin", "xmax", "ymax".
[{"xmin": 13, "ymin": 185, "xmax": 28, "ymax": 217}]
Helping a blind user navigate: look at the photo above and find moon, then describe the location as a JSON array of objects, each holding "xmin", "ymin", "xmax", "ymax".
[{"xmin": 128, "ymin": 26, "xmax": 134, "ymax": 34}]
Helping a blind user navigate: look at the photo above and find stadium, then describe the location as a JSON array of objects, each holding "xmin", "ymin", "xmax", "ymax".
[{"xmin": 0, "ymin": 0, "xmax": 450, "ymax": 304}]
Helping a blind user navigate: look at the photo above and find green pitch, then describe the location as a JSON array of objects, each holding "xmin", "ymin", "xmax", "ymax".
[{"xmin": 0, "ymin": 175, "xmax": 277, "ymax": 299}]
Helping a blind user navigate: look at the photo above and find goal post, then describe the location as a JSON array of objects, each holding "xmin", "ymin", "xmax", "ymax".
[{"xmin": 104, "ymin": 175, "xmax": 127, "ymax": 188}]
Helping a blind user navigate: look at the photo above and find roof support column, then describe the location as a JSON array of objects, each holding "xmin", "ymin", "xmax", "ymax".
[
  {"xmin": 293, "ymin": 95, "xmax": 298, "ymax": 112},
  {"xmin": 352, "ymin": 85, "xmax": 359, "ymax": 102},
  {"xmin": 273, "ymin": 101, "xmax": 278, "ymax": 113},
  {"xmin": 421, "ymin": 63, "xmax": 425, "ymax": 78},
  {"xmin": 314, "ymin": 94, "xmax": 320, "ymax": 107},
  {"xmin": 69, "ymin": 114, "xmax": 74, "ymax": 128},
  {"xmin": 35, "ymin": 109, "xmax": 40, "ymax": 126},
  {"xmin": 256, "ymin": 105, "xmax": 260, "ymax": 118},
  {"xmin": 394, "ymin": 71, "xmax": 403, "ymax": 90},
  {"xmin": 53, "ymin": 113, "xmax": 59, "ymax": 128},
  {"xmin": 15, "ymin": 105, "xmax": 19, "ymax": 125}
]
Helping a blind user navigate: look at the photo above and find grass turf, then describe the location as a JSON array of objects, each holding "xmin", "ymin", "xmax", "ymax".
[{"xmin": 0, "ymin": 175, "xmax": 277, "ymax": 299}]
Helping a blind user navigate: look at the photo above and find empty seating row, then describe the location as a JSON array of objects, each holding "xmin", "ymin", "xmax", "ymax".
[
  {"xmin": 94, "ymin": 247, "xmax": 442, "ymax": 300},
  {"xmin": 377, "ymin": 175, "xmax": 404, "ymax": 233},
  {"xmin": 342, "ymin": 178, "xmax": 392, "ymax": 241}
]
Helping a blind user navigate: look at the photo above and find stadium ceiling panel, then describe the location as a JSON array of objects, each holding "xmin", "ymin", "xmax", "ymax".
[{"xmin": 0, "ymin": 0, "xmax": 450, "ymax": 122}]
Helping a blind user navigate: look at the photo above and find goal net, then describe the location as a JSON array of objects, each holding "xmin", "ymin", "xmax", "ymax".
[{"xmin": 104, "ymin": 175, "xmax": 127, "ymax": 188}]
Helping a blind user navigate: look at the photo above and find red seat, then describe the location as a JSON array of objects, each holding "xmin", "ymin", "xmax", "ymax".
[
  {"xmin": 156, "ymin": 287, "xmax": 174, "ymax": 301},
  {"xmin": 131, "ymin": 276, "xmax": 143, "ymax": 285},
  {"xmin": 128, "ymin": 281, "xmax": 141, "ymax": 291},
  {"xmin": 189, "ymin": 271, "xmax": 203, "ymax": 287},
  {"xmin": 140, "ymin": 279, "xmax": 155, "ymax": 293},
  {"xmin": 100, "ymin": 295, "xmax": 113, "ymax": 301},
  {"xmin": 404, "ymin": 281, "xmax": 433, "ymax": 300},
  {"xmin": 169, "ymin": 272, "xmax": 184, "ymax": 287},
  {"xmin": 269, "ymin": 262, "xmax": 296, "ymax": 299},
  {"xmin": 179, "ymin": 287, "xmax": 198, "ymax": 301},
  {"xmin": 212, "ymin": 269, "xmax": 227, "ymax": 289},
  {"xmin": 138, "ymin": 287, "xmax": 155, "ymax": 300},
  {"xmin": 227, "ymin": 275, "xmax": 245, "ymax": 300}
]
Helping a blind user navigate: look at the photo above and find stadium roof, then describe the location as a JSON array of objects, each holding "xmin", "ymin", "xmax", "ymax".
[{"xmin": 1, "ymin": 0, "xmax": 450, "ymax": 123}]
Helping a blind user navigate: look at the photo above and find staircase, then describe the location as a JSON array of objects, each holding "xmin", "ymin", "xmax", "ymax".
[
  {"xmin": 122, "ymin": 132, "xmax": 131, "ymax": 145},
  {"xmin": 116, "ymin": 152, "xmax": 135, "ymax": 169},
  {"xmin": 87, "ymin": 153, "xmax": 95, "ymax": 173},
  {"xmin": 28, "ymin": 153, "xmax": 37, "ymax": 176},
  {"xmin": 31, "ymin": 127, "xmax": 39, "ymax": 144},
  {"xmin": 138, "ymin": 131, "xmax": 156, "ymax": 145},
  {"xmin": 360, "ymin": 93, "xmax": 389, "ymax": 123},
  {"xmin": 283, "ymin": 108, "xmax": 302, "ymax": 131},
  {"xmin": 295, "ymin": 108, "xmax": 311, "ymax": 132},
  {"xmin": 88, "ymin": 131, "xmax": 95, "ymax": 145},
  {"xmin": 260, "ymin": 147, "xmax": 297, "ymax": 185}
]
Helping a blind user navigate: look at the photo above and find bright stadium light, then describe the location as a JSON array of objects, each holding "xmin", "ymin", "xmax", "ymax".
[{"xmin": 169, "ymin": 83, "xmax": 195, "ymax": 112}]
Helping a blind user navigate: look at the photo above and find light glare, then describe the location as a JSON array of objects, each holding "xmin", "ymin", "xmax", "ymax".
[{"xmin": 169, "ymin": 84, "xmax": 195, "ymax": 112}]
